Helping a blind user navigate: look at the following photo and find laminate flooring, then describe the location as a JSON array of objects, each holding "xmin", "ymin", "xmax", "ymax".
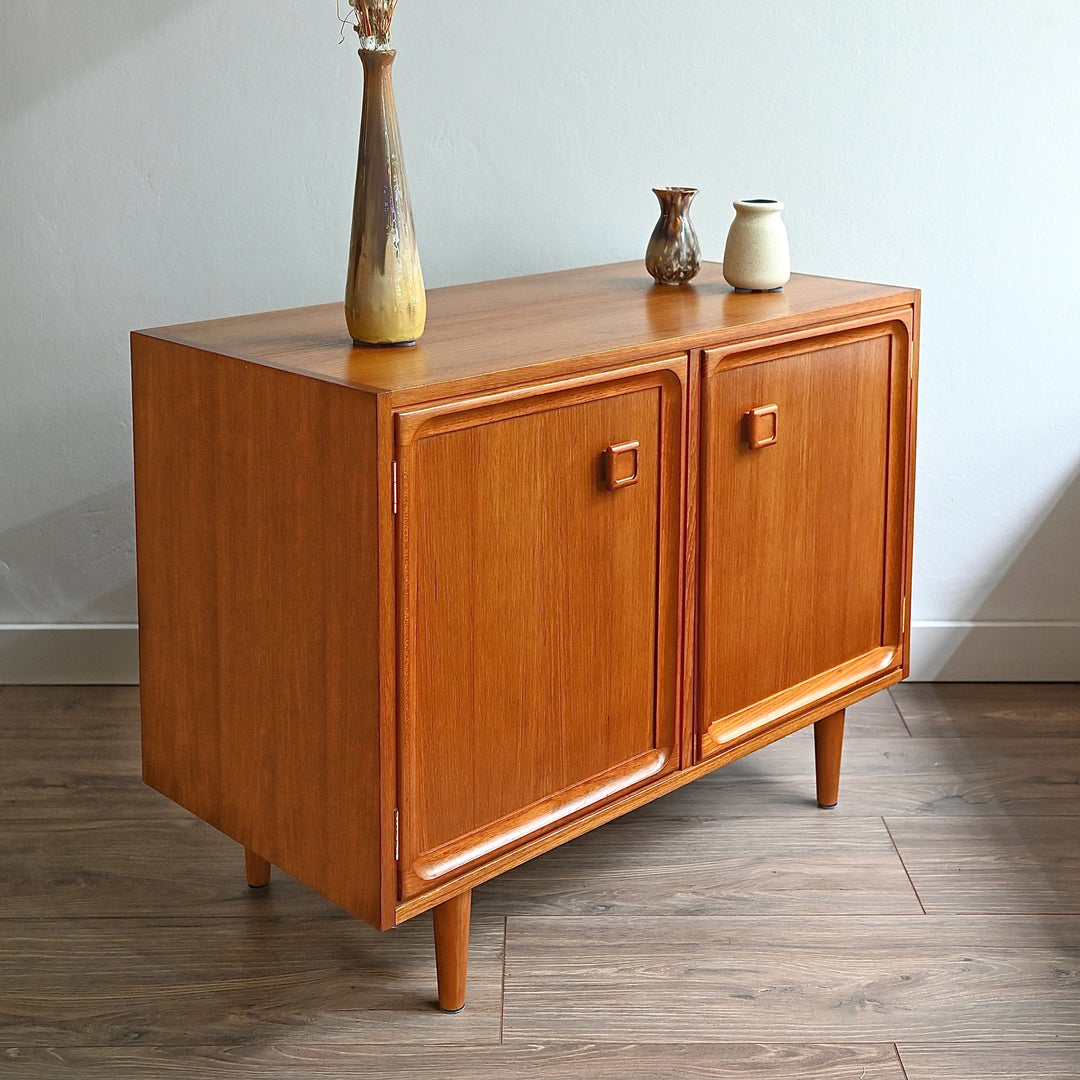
[{"xmin": 2, "ymin": 683, "xmax": 1079, "ymax": 1078}]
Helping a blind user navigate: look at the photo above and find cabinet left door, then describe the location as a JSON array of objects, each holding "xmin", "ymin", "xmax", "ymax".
[{"xmin": 394, "ymin": 359, "xmax": 686, "ymax": 900}]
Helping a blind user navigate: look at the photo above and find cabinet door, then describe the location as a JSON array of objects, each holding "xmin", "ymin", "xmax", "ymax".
[
  {"xmin": 395, "ymin": 360, "xmax": 685, "ymax": 899},
  {"xmin": 698, "ymin": 318, "xmax": 913, "ymax": 756}
]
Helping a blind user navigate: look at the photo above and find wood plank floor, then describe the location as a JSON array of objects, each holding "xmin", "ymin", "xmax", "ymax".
[{"xmin": 2, "ymin": 683, "xmax": 1079, "ymax": 1078}]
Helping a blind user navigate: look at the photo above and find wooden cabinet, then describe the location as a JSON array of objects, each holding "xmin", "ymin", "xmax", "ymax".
[{"xmin": 132, "ymin": 262, "xmax": 918, "ymax": 1012}]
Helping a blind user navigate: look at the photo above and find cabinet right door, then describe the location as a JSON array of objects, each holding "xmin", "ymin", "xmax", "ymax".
[{"xmin": 698, "ymin": 316, "xmax": 915, "ymax": 757}]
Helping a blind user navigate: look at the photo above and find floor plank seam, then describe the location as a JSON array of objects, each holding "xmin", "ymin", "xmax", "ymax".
[
  {"xmin": 0, "ymin": 915, "xmax": 363, "ymax": 926},
  {"xmin": 499, "ymin": 915, "xmax": 507, "ymax": 1045},
  {"xmin": 886, "ymin": 688, "xmax": 915, "ymax": 738},
  {"xmin": 893, "ymin": 1042, "xmax": 911, "ymax": 1080},
  {"xmin": 494, "ymin": 915, "xmax": 1006, "ymax": 924},
  {"xmin": 896, "ymin": 1039, "xmax": 1080, "ymax": 1044},
  {"xmin": 882, "ymin": 816, "xmax": 926, "ymax": 914},
  {"xmin": 0, "ymin": 914, "xmax": 356, "ymax": 922},
  {"xmin": 9, "ymin": 911, "xmax": 1026, "ymax": 926},
  {"xmin": 920, "ymin": 909, "xmax": 1080, "ymax": 917}
]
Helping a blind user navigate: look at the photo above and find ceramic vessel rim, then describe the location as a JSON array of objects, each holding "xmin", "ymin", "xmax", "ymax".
[
  {"xmin": 654, "ymin": 186, "xmax": 698, "ymax": 196},
  {"xmin": 733, "ymin": 198, "xmax": 784, "ymax": 212}
]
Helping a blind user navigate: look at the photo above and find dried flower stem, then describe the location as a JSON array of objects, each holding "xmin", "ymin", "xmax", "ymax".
[{"xmin": 346, "ymin": 0, "xmax": 399, "ymax": 47}]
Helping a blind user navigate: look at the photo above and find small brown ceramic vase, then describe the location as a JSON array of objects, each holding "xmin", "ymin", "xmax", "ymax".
[
  {"xmin": 345, "ymin": 48, "xmax": 426, "ymax": 346},
  {"xmin": 645, "ymin": 187, "xmax": 701, "ymax": 285}
]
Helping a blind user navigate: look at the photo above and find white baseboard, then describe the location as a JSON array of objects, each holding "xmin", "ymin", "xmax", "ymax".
[
  {"xmin": 0, "ymin": 625, "xmax": 139, "ymax": 684},
  {"xmin": 908, "ymin": 621, "xmax": 1080, "ymax": 682},
  {"xmin": 1, "ymin": 622, "xmax": 1077, "ymax": 686}
]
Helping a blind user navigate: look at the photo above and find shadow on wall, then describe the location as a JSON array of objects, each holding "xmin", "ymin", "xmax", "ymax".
[
  {"xmin": 0, "ymin": 0, "xmax": 205, "ymax": 123},
  {"xmin": 924, "ymin": 464, "xmax": 1080, "ymax": 680},
  {"xmin": 0, "ymin": 482, "xmax": 137, "ymax": 624},
  {"xmin": 0, "ymin": 482, "xmax": 138, "ymax": 683}
]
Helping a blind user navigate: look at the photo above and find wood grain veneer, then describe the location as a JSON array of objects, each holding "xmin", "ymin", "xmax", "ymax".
[
  {"xmin": 139, "ymin": 262, "xmax": 916, "ymax": 404},
  {"xmin": 132, "ymin": 341, "xmax": 384, "ymax": 926}
]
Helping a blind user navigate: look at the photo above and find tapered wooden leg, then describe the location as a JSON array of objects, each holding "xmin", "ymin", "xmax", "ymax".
[
  {"xmin": 245, "ymin": 848, "xmax": 271, "ymax": 889},
  {"xmin": 814, "ymin": 709, "xmax": 846, "ymax": 809},
  {"xmin": 432, "ymin": 889, "xmax": 471, "ymax": 1013}
]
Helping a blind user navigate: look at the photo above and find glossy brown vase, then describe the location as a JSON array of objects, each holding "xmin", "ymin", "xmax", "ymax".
[
  {"xmin": 345, "ymin": 48, "xmax": 426, "ymax": 346},
  {"xmin": 645, "ymin": 187, "xmax": 701, "ymax": 285}
]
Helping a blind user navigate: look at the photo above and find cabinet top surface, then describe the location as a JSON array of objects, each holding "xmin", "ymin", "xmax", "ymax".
[{"xmin": 134, "ymin": 261, "xmax": 916, "ymax": 398}]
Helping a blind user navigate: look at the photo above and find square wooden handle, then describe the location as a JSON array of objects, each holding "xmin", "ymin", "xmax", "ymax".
[
  {"xmin": 605, "ymin": 441, "xmax": 640, "ymax": 490},
  {"xmin": 745, "ymin": 405, "xmax": 779, "ymax": 450}
]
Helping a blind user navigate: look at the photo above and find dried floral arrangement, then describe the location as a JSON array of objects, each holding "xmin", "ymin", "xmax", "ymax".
[{"xmin": 340, "ymin": 0, "xmax": 399, "ymax": 50}]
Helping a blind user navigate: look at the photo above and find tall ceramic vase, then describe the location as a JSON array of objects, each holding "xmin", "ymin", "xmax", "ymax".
[{"xmin": 345, "ymin": 48, "xmax": 426, "ymax": 346}]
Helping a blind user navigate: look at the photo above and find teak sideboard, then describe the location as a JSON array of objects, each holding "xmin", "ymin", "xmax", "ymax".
[{"xmin": 131, "ymin": 261, "xmax": 919, "ymax": 1011}]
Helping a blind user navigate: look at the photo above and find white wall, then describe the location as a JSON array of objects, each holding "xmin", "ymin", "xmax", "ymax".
[{"xmin": 2, "ymin": 0, "xmax": 1078, "ymax": 682}]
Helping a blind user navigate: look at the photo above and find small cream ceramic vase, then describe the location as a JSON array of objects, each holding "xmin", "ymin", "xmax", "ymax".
[{"xmin": 722, "ymin": 199, "xmax": 791, "ymax": 292}]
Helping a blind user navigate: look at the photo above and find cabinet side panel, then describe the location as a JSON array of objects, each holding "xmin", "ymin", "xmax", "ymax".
[{"xmin": 132, "ymin": 336, "xmax": 381, "ymax": 926}]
